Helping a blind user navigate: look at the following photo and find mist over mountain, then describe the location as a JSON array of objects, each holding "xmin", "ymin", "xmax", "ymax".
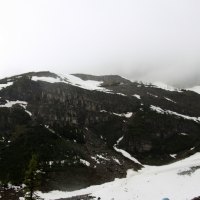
[{"xmin": 1, "ymin": 0, "xmax": 200, "ymax": 88}]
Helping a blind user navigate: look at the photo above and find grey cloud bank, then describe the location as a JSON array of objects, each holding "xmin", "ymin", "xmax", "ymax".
[{"xmin": 0, "ymin": 0, "xmax": 200, "ymax": 88}]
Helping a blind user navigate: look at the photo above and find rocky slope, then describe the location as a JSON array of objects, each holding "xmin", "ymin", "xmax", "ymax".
[{"xmin": 0, "ymin": 71, "xmax": 199, "ymax": 192}]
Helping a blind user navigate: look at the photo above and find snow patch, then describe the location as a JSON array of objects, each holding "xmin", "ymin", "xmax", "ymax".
[
  {"xmin": 32, "ymin": 76, "xmax": 61, "ymax": 84},
  {"xmin": 91, "ymin": 156, "xmax": 100, "ymax": 164},
  {"xmin": 179, "ymin": 133, "xmax": 188, "ymax": 136},
  {"xmin": 38, "ymin": 153, "xmax": 200, "ymax": 200},
  {"xmin": 0, "ymin": 100, "xmax": 27, "ymax": 108},
  {"xmin": 187, "ymin": 86, "xmax": 200, "ymax": 94},
  {"xmin": 80, "ymin": 159, "xmax": 90, "ymax": 167},
  {"xmin": 113, "ymin": 158, "xmax": 121, "ymax": 165},
  {"xmin": 96, "ymin": 155, "xmax": 110, "ymax": 161},
  {"xmin": 91, "ymin": 155, "xmax": 110, "ymax": 164},
  {"xmin": 143, "ymin": 81, "xmax": 181, "ymax": 92},
  {"xmin": 100, "ymin": 110, "xmax": 133, "ymax": 118},
  {"xmin": 170, "ymin": 154, "xmax": 177, "ymax": 158},
  {"xmin": 32, "ymin": 74, "xmax": 112, "ymax": 93},
  {"xmin": 147, "ymin": 92, "xmax": 158, "ymax": 98},
  {"xmin": 0, "ymin": 82, "xmax": 13, "ymax": 90},
  {"xmin": 150, "ymin": 105, "xmax": 200, "ymax": 123},
  {"xmin": 113, "ymin": 136, "xmax": 141, "ymax": 165},
  {"xmin": 116, "ymin": 93, "xmax": 127, "ymax": 96},
  {"xmin": 45, "ymin": 125, "xmax": 55, "ymax": 134},
  {"xmin": 100, "ymin": 110, "xmax": 107, "ymax": 113},
  {"xmin": 164, "ymin": 97, "xmax": 176, "ymax": 103},
  {"xmin": 0, "ymin": 100, "xmax": 32, "ymax": 116},
  {"xmin": 113, "ymin": 112, "xmax": 133, "ymax": 118},
  {"xmin": 152, "ymin": 81, "xmax": 180, "ymax": 92},
  {"xmin": 59, "ymin": 74, "xmax": 111, "ymax": 92},
  {"xmin": 132, "ymin": 94, "xmax": 141, "ymax": 99}
]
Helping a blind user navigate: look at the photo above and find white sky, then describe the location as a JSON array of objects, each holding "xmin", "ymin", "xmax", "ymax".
[{"xmin": 0, "ymin": 0, "xmax": 200, "ymax": 87}]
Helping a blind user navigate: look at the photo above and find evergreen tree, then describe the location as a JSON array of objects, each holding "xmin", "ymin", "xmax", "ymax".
[{"xmin": 24, "ymin": 154, "xmax": 41, "ymax": 200}]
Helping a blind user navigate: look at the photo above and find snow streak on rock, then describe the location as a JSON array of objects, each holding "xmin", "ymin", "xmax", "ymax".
[
  {"xmin": 80, "ymin": 159, "xmax": 90, "ymax": 167},
  {"xmin": 150, "ymin": 105, "xmax": 200, "ymax": 123},
  {"xmin": 0, "ymin": 82, "xmax": 13, "ymax": 90},
  {"xmin": 0, "ymin": 100, "xmax": 32, "ymax": 116},
  {"xmin": 100, "ymin": 110, "xmax": 133, "ymax": 118},
  {"xmin": 113, "ymin": 136, "xmax": 141, "ymax": 165},
  {"xmin": 32, "ymin": 74, "xmax": 111, "ymax": 92},
  {"xmin": 132, "ymin": 94, "xmax": 141, "ymax": 99}
]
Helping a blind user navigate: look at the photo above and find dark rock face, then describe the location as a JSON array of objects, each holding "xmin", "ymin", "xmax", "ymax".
[{"xmin": 0, "ymin": 71, "xmax": 200, "ymax": 191}]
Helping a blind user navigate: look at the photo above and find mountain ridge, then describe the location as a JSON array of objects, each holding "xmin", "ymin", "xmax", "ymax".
[{"xmin": 0, "ymin": 71, "xmax": 199, "ymax": 197}]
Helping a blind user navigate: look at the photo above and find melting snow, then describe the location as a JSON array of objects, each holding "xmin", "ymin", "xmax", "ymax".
[
  {"xmin": 187, "ymin": 86, "xmax": 200, "ymax": 94},
  {"xmin": 113, "ymin": 136, "xmax": 141, "ymax": 165},
  {"xmin": 61, "ymin": 74, "xmax": 111, "ymax": 92},
  {"xmin": 116, "ymin": 93, "xmax": 127, "ymax": 96},
  {"xmin": 45, "ymin": 125, "xmax": 55, "ymax": 134},
  {"xmin": 150, "ymin": 105, "xmax": 200, "ymax": 123},
  {"xmin": 113, "ymin": 146, "xmax": 141, "ymax": 165},
  {"xmin": 113, "ymin": 158, "xmax": 121, "ymax": 165},
  {"xmin": 96, "ymin": 155, "xmax": 110, "ymax": 161},
  {"xmin": 0, "ymin": 100, "xmax": 27, "ymax": 108},
  {"xmin": 80, "ymin": 159, "xmax": 90, "ymax": 167},
  {"xmin": 0, "ymin": 100, "xmax": 32, "ymax": 116},
  {"xmin": 179, "ymin": 133, "xmax": 188, "ymax": 136},
  {"xmin": 32, "ymin": 76, "xmax": 62, "ymax": 84},
  {"xmin": 38, "ymin": 152, "xmax": 200, "ymax": 200},
  {"xmin": 113, "ymin": 112, "xmax": 133, "ymax": 118},
  {"xmin": 147, "ymin": 92, "xmax": 158, "ymax": 98},
  {"xmin": 32, "ymin": 74, "xmax": 111, "ymax": 92},
  {"xmin": 100, "ymin": 110, "xmax": 107, "ymax": 113},
  {"xmin": 152, "ymin": 81, "xmax": 180, "ymax": 92},
  {"xmin": 0, "ymin": 82, "xmax": 13, "ymax": 90},
  {"xmin": 91, "ymin": 155, "xmax": 110, "ymax": 164},
  {"xmin": 164, "ymin": 97, "xmax": 176, "ymax": 103},
  {"xmin": 91, "ymin": 156, "xmax": 100, "ymax": 164},
  {"xmin": 132, "ymin": 94, "xmax": 141, "ymax": 99},
  {"xmin": 170, "ymin": 154, "xmax": 177, "ymax": 158},
  {"xmin": 143, "ymin": 81, "xmax": 181, "ymax": 92},
  {"xmin": 100, "ymin": 110, "xmax": 133, "ymax": 118}
]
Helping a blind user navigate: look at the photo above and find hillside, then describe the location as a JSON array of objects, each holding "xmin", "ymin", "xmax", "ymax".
[
  {"xmin": 0, "ymin": 71, "xmax": 200, "ymax": 198},
  {"xmin": 39, "ymin": 152, "xmax": 200, "ymax": 200}
]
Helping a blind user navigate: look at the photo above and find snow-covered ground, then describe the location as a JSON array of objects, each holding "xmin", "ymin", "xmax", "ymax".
[
  {"xmin": 132, "ymin": 94, "xmax": 141, "ymax": 99},
  {"xmin": 32, "ymin": 74, "xmax": 111, "ymax": 92},
  {"xmin": 143, "ymin": 81, "xmax": 181, "ymax": 92},
  {"xmin": 152, "ymin": 81, "xmax": 181, "ymax": 92},
  {"xmin": 113, "ymin": 136, "xmax": 141, "ymax": 165},
  {"xmin": 100, "ymin": 110, "xmax": 133, "ymax": 118},
  {"xmin": 164, "ymin": 97, "xmax": 176, "ymax": 103},
  {"xmin": 187, "ymin": 86, "xmax": 200, "ymax": 94},
  {"xmin": 114, "ymin": 144, "xmax": 141, "ymax": 165},
  {"xmin": 0, "ymin": 100, "xmax": 32, "ymax": 116},
  {"xmin": 0, "ymin": 82, "xmax": 13, "ymax": 90},
  {"xmin": 38, "ymin": 152, "xmax": 200, "ymax": 200},
  {"xmin": 150, "ymin": 105, "xmax": 200, "ymax": 123}
]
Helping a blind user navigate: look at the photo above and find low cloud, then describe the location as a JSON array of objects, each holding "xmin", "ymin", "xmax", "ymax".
[{"xmin": 0, "ymin": 0, "xmax": 200, "ymax": 88}]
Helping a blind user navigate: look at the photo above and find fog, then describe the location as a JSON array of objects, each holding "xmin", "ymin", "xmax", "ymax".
[{"xmin": 0, "ymin": 0, "xmax": 200, "ymax": 87}]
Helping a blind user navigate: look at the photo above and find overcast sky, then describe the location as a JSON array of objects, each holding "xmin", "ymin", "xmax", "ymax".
[{"xmin": 0, "ymin": 0, "xmax": 200, "ymax": 87}]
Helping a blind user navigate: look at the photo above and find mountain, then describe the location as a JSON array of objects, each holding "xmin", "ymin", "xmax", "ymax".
[
  {"xmin": 0, "ymin": 71, "xmax": 200, "ymax": 198},
  {"xmin": 39, "ymin": 152, "xmax": 200, "ymax": 200}
]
